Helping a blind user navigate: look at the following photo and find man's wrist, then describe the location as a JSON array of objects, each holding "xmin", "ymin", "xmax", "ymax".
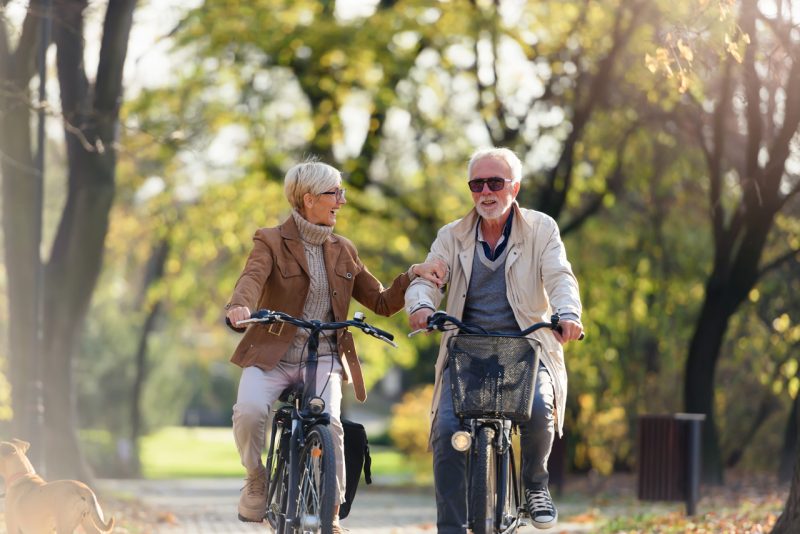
[
  {"xmin": 408, "ymin": 303, "xmax": 435, "ymax": 315},
  {"xmin": 558, "ymin": 312, "xmax": 580, "ymax": 322},
  {"xmin": 407, "ymin": 264, "xmax": 419, "ymax": 281}
]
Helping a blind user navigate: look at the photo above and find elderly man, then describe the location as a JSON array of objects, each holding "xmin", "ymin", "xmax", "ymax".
[{"xmin": 406, "ymin": 147, "xmax": 583, "ymax": 532}]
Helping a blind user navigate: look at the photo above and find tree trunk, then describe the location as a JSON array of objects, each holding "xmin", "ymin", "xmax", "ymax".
[
  {"xmin": 0, "ymin": 0, "xmax": 46, "ymax": 449},
  {"xmin": 773, "ymin": 447, "xmax": 800, "ymax": 533},
  {"xmin": 779, "ymin": 393, "xmax": 799, "ymax": 483},
  {"xmin": 129, "ymin": 237, "xmax": 170, "ymax": 476},
  {"xmin": 683, "ymin": 287, "xmax": 735, "ymax": 484}
]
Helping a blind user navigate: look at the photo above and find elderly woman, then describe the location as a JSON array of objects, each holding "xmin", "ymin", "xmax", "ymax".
[{"xmin": 225, "ymin": 161, "xmax": 444, "ymax": 530}]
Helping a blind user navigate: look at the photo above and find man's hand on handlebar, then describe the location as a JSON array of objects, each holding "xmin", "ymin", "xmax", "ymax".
[
  {"xmin": 554, "ymin": 318, "xmax": 583, "ymax": 345},
  {"xmin": 226, "ymin": 305, "xmax": 251, "ymax": 329},
  {"xmin": 409, "ymin": 307, "xmax": 434, "ymax": 332}
]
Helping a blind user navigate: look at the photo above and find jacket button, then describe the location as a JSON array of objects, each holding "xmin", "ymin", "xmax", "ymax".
[
  {"xmin": 346, "ymin": 272, "xmax": 352, "ymax": 279},
  {"xmin": 333, "ymin": 291, "xmax": 338, "ymax": 296}
]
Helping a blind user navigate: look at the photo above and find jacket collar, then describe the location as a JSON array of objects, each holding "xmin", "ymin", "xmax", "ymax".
[{"xmin": 279, "ymin": 214, "xmax": 341, "ymax": 277}]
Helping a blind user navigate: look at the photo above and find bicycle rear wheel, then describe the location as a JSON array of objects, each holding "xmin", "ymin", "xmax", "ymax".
[
  {"xmin": 295, "ymin": 424, "xmax": 337, "ymax": 534},
  {"xmin": 472, "ymin": 425, "xmax": 497, "ymax": 534}
]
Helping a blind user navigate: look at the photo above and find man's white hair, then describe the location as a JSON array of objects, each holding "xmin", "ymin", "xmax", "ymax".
[{"xmin": 467, "ymin": 147, "xmax": 522, "ymax": 183}]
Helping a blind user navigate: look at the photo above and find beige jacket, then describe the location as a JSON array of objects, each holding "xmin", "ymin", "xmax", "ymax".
[{"xmin": 405, "ymin": 202, "xmax": 581, "ymax": 438}]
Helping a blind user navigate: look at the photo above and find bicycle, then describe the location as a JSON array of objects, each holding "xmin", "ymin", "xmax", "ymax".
[
  {"xmin": 237, "ymin": 309, "xmax": 397, "ymax": 534},
  {"xmin": 410, "ymin": 311, "xmax": 582, "ymax": 534}
]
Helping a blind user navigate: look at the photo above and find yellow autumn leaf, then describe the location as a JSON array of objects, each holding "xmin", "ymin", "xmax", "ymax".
[
  {"xmin": 677, "ymin": 39, "xmax": 694, "ymax": 63},
  {"xmin": 645, "ymin": 53, "xmax": 658, "ymax": 73},
  {"xmin": 678, "ymin": 70, "xmax": 689, "ymax": 93}
]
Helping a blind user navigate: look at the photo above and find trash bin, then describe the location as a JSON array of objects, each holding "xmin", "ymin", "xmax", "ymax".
[{"xmin": 637, "ymin": 413, "xmax": 705, "ymax": 515}]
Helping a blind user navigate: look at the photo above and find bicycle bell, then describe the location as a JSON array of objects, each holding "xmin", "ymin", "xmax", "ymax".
[
  {"xmin": 307, "ymin": 396, "xmax": 326, "ymax": 415},
  {"xmin": 354, "ymin": 311, "xmax": 365, "ymax": 322}
]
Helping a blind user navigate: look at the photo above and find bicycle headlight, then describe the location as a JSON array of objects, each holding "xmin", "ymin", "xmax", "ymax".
[
  {"xmin": 307, "ymin": 397, "xmax": 326, "ymax": 415},
  {"xmin": 451, "ymin": 430, "xmax": 472, "ymax": 452}
]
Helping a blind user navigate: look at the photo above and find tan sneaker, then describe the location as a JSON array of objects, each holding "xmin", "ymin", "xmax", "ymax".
[{"xmin": 238, "ymin": 465, "xmax": 267, "ymax": 522}]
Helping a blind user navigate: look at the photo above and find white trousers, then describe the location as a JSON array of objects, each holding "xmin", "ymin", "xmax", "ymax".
[{"xmin": 232, "ymin": 357, "xmax": 346, "ymax": 504}]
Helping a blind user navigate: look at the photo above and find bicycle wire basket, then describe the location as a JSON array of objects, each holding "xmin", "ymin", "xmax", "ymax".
[{"xmin": 447, "ymin": 334, "xmax": 541, "ymax": 422}]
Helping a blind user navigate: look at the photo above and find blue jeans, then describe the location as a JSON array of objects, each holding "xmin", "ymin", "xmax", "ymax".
[{"xmin": 432, "ymin": 363, "xmax": 555, "ymax": 534}]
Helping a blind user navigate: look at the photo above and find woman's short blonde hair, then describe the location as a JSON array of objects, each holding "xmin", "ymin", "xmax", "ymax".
[{"xmin": 284, "ymin": 161, "xmax": 342, "ymax": 211}]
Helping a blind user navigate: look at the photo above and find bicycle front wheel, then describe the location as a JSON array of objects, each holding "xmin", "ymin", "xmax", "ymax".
[
  {"xmin": 295, "ymin": 424, "xmax": 337, "ymax": 534},
  {"xmin": 472, "ymin": 425, "xmax": 497, "ymax": 534}
]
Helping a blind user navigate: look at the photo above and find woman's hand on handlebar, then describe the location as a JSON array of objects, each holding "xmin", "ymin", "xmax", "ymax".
[
  {"xmin": 226, "ymin": 305, "xmax": 251, "ymax": 329},
  {"xmin": 553, "ymin": 318, "xmax": 583, "ymax": 344}
]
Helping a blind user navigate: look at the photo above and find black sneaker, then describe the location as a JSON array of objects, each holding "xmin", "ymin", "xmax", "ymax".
[{"xmin": 525, "ymin": 487, "xmax": 558, "ymax": 529}]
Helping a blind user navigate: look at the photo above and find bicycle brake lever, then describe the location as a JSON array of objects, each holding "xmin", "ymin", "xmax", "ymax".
[
  {"xmin": 379, "ymin": 336, "xmax": 398, "ymax": 348},
  {"xmin": 407, "ymin": 328, "xmax": 428, "ymax": 338}
]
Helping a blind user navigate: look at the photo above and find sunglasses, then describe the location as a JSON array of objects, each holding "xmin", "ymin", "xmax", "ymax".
[
  {"xmin": 468, "ymin": 177, "xmax": 513, "ymax": 193},
  {"xmin": 320, "ymin": 188, "xmax": 346, "ymax": 201}
]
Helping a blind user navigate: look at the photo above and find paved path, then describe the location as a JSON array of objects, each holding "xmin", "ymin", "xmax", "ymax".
[{"xmin": 98, "ymin": 478, "xmax": 596, "ymax": 533}]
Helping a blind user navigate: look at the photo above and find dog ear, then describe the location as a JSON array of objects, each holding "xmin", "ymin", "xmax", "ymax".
[
  {"xmin": 0, "ymin": 441, "xmax": 16, "ymax": 457},
  {"xmin": 11, "ymin": 438, "xmax": 30, "ymax": 454}
]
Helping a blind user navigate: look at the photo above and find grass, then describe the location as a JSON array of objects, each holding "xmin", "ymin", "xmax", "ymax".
[
  {"xmin": 140, "ymin": 426, "xmax": 418, "ymax": 480},
  {"xmin": 141, "ymin": 426, "xmax": 243, "ymax": 478}
]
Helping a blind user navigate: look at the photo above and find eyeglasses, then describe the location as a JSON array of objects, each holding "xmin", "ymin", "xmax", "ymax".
[
  {"xmin": 320, "ymin": 188, "xmax": 346, "ymax": 201},
  {"xmin": 468, "ymin": 177, "xmax": 513, "ymax": 193}
]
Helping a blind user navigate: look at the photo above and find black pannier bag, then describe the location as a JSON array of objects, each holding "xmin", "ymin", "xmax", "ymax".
[{"xmin": 338, "ymin": 418, "xmax": 372, "ymax": 519}]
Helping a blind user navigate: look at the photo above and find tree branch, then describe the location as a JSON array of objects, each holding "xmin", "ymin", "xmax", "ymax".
[
  {"xmin": 708, "ymin": 59, "xmax": 734, "ymax": 261},
  {"xmin": 758, "ymin": 247, "xmax": 800, "ymax": 280},
  {"xmin": 740, "ymin": 0, "xmax": 765, "ymax": 213},
  {"xmin": 535, "ymin": 0, "xmax": 644, "ymax": 219},
  {"xmin": 560, "ymin": 127, "xmax": 634, "ymax": 235},
  {"xmin": 9, "ymin": 0, "xmax": 45, "ymax": 84},
  {"xmin": 54, "ymin": 0, "xmax": 89, "ymax": 143},
  {"xmin": 93, "ymin": 0, "xmax": 137, "ymax": 141},
  {"xmin": 764, "ymin": 57, "xmax": 800, "ymax": 194}
]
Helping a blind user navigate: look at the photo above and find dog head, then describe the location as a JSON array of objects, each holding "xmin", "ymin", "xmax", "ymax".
[{"xmin": 0, "ymin": 439, "xmax": 34, "ymax": 480}]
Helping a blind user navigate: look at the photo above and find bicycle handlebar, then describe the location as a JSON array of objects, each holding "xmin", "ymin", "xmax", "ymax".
[
  {"xmin": 235, "ymin": 309, "xmax": 398, "ymax": 348},
  {"xmin": 408, "ymin": 310, "xmax": 584, "ymax": 340}
]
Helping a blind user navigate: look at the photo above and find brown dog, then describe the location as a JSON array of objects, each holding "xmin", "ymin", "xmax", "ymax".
[{"xmin": 1, "ymin": 439, "xmax": 115, "ymax": 533}]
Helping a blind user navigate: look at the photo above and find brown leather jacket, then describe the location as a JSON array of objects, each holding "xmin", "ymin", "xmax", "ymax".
[{"xmin": 227, "ymin": 215, "xmax": 411, "ymax": 401}]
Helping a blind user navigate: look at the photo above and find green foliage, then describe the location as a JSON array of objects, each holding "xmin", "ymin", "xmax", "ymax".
[
  {"xmin": 388, "ymin": 384, "xmax": 433, "ymax": 456},
  {"xmin": 388, "ymin": 384, "xmax": 433, "ymax": 481}
]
